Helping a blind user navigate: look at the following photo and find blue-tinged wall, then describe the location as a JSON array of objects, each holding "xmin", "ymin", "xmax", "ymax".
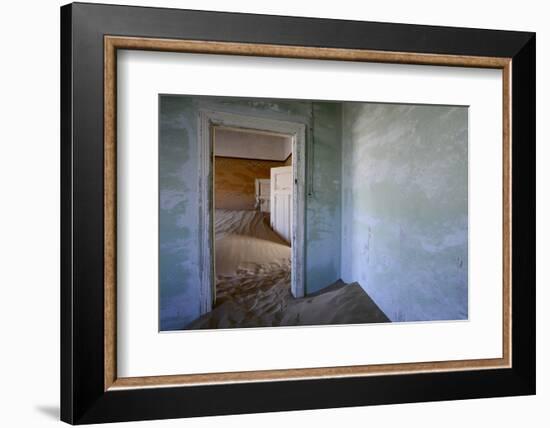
[
  {"xmin": 305, "ymin": 102, "xmax": 342, "ymax": 293},
  {"xmin": 159, "ymin": 96, "xmax": 343, "ymax": 330},
  {"xmin": 340, "ymin": 103, "xmax": 468, "ymax": 322},
  {"xmin": 158, "ymin": 96, "xmax": 201, "ymax": 330}
]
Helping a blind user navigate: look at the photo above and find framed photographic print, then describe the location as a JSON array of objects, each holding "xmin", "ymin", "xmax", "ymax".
[{"xmin": 60, "ymin": 2, "xmax": 536, "ymax": 424}]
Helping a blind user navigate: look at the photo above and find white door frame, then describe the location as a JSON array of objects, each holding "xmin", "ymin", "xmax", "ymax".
[{"xmin": 198, "ymin": 109, "xmax": 306, "ymax": 315}]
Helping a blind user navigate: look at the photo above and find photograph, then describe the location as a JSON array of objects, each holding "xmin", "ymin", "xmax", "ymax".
[{"xmin": 159, "ymin": 95, "xmax": 469, "ymax": 331}]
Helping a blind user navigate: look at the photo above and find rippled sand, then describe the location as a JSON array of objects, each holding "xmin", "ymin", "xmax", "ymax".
[{"xmin": 186, "ymin": 209, "xmax": 389, "ymax": 329}]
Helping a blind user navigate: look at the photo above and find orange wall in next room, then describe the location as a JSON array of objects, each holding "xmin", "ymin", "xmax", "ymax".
[{"xmin": 214, "ymin": 156, "xmax": 290, "ymax": 210}]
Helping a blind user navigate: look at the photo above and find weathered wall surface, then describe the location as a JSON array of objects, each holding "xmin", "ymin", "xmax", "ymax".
[
  {"xmin": 305, "ymin": 102, "xmax": 342, "ymax": 293},
  {"xmin": 159, "ymin": 96, "xmax": 201, "ymax": 330},
  {"xmin": 214, "ymin": 156, "xmax": 286, "ymax": 210},
  {"xmin": 159, "ymin": 96, "xmax": 343, "ymax": 329},
  {"xmin": 341, "ymin": 103, "xmax": 468, "ymax": 322}
]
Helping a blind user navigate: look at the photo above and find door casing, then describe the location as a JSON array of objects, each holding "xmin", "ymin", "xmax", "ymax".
[{"xmin": 198, "ymin": 110, "xmax": 306, "ymax": 315}]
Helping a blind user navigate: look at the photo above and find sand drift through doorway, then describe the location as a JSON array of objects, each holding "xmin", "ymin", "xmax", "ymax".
[{"xmin": 198, "ymin": 110, "xmax": 306, "ymax": 315}]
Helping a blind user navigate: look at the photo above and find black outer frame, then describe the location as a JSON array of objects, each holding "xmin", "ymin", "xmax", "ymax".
[{"xmin": 60, "ymin": 2, "xmax": 535, "ymax": 424}]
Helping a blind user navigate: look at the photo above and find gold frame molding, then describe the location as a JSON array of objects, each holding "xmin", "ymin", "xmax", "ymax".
[{"xmin": 104, "ymin": 35, "xmax": 512, "ymax": 391}]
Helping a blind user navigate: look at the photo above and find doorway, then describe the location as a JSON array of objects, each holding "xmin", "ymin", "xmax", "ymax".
[{"xmin": 198, "ymin": 110, "xmax": 306, "ymax": 316}]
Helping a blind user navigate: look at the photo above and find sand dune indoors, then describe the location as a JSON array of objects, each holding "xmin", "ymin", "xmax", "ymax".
[
  {"xmin": 214, "ymin": 209, "xmax": 290, "ymax": 276},
  {"xmin": 186, "ymin": 209, "xmax": 389, "ymax": 329}
]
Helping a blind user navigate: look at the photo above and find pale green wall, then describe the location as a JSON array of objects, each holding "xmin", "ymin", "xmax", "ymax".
[
  {"xmin": 306, "ymin": 102, "xmax": 342, "ymax": 293},
  {"xmin": 159, "ymin": 96, "xmax": 201, "ymax": 330},
  {"xmin": 159, "ymin": 96, "xmax": 343, "ymax": 330},
  {"xmin": 340, "ymin": 103, "xmax": 468, "ymax": 322}
]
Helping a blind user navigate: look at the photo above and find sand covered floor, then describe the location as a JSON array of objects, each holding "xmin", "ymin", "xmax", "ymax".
[
  {"xmin": 186, "ymin": 209, "xmax": 389, "ymax": 329},
  {"xmin": 214, "ymin": 209, "xmax": 290, "ymax": 276}
]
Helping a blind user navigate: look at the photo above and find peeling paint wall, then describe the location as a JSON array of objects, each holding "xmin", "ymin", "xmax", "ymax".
[
  {"xmin": 306, "ymin": 102, "xmax": 342, "ymax": 293},
  {"xmin": 159, "ymin": 96, "xmax": 201, "ymax": 330},
  {"xmin": 159, "ymin": 96, "xmax": 343, "ymax": 330},
  {"xmin": 341, "ymin": 103, "xmax": 468, "ymax": 322}
]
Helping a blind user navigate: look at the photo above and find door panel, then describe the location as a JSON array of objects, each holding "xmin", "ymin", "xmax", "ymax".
[{"xmin": 270, "ymin": 166, "xmax": 292, "ymax": 243}]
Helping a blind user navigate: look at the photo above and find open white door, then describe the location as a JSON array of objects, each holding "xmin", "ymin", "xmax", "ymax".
[{"xmin": 270, "ymin": 166, "xmax": 292, "ymax": 243}]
